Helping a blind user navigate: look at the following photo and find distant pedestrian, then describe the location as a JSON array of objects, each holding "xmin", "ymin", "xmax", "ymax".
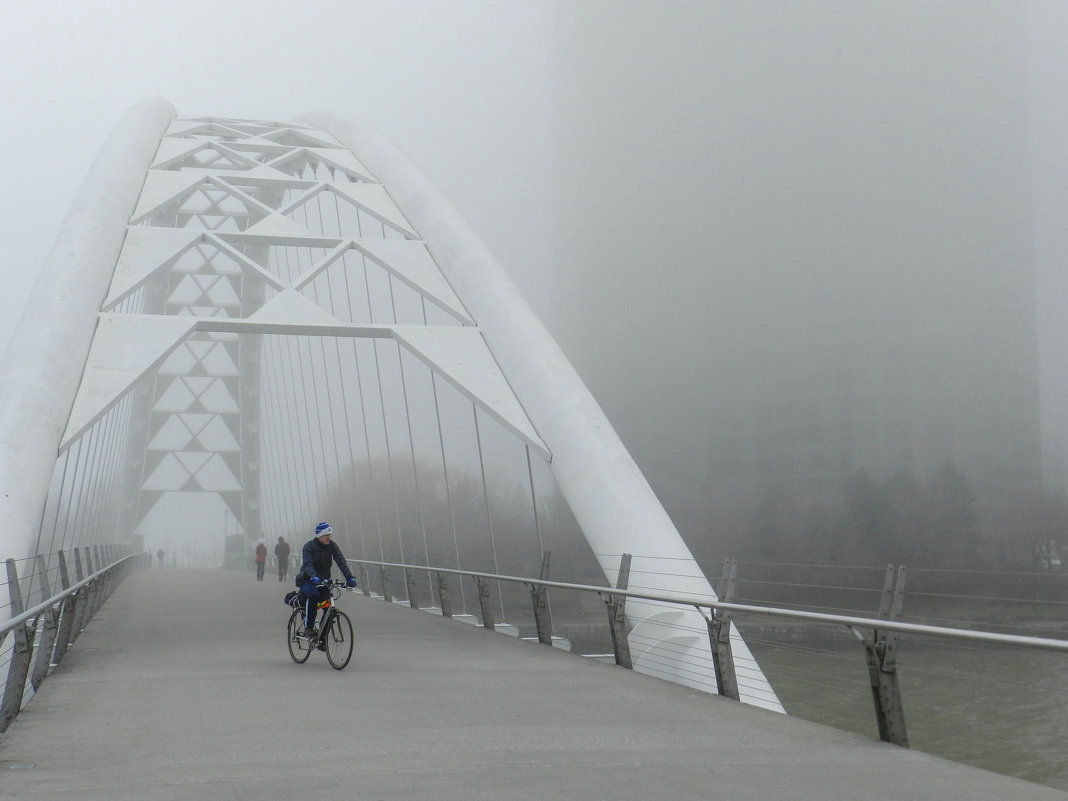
[
  {"xmin": 274, "ymin": 536, "xmax": 291, "ymax": 582},
  {"xmin": 255, "ymin": 539, "xmax": 268, "ymax": 581},
  {"xmin": 156, "ymin": 548, "xmax": 165, "ymax": 568}
]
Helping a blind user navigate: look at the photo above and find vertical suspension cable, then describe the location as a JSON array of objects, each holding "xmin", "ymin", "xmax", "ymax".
[
  {"xmin": 525, "ymin": 445, "xmax": 545, "ymax": 557},
  {"xmin": 430, "ymin": 372, "xmax": 466, "ymax": 611},
  {"xmin": 387, "ymin": 269, "xmax": 431, "ymax": 588},
  {"xmin": 348, "ymin": 233, "xmax": 386, "ymax": 559},
  {"xmin": 473, "ymin": 408, "xmax": 505, "ymax": 619},
  {"xmin": 101, "ymin": 395, "xmax": 133, "ymax": 542},
  {"xmin": 364, "ymin": 216, "xmax": 406, "ymax": 562},
  {"xmin": 83, "ymin": 404, "xmax": 116, "ymax": 547},
  {"xmin": 268, "ymin": 334, "xmax": 311, "ymax": 528},
  {"xmin": 57, "ymin": 438, "xmax": 89, "ymax": 555},
  {"xmin": 30, "ymin": 448, "xmax": 71, "ymax": 592},
  {"xmin": 396, "ymin": 346, "xmax": 433, "ymax": 598},
  {"xmin": 372, "ymin": 337, "xmax": 405, "ymax": 563},
  {"xmin": 344, "ymin": 208, "xmax": 378, "ymax": 558},
  {"xmin": 299, "ymin": 334, "xmax": 334, "ymax": 519},
  {"xmin": 352, "ymin": 338, "xmax": 385, "ymax": 561},
  {"xmin": 269, "ymin": 338, "xmax": 304, "ymax": 538},
  {"xmin": 292, "ymin": 208, "xmax": 332, "ymax": 527},
  {"xmin": 93, "ymin": 397, "xmax": 123, "ymax": 551},
  {"xmin": 311, "ymin": 191, "xmax": 355, "ymax": 553},
  {"xmin": 259, "ymin": 346, "xmax": 292, "ymax": 541},
  {"xmin": 69, "ymin": 422, "xmax": 100, "ymax": 546},
  {"xmin": 264, "ymin": 249, "xmax": 302, "ymax": 534},
  {"xmin": 277, "ymin": 244, "xmax": 319, "ymax": 525},
  {"xmin": 68, "ymin": 425, "xmax": 100, "ymax": 554},
  {"xmin": 274, "ymin": 249, "xmax": 308, "ymax": 513},
  {"xmin": 333, "ymin": 250, "xmax": 369, "ymax": 558},
  {"xmin": 288, "ymin": 342, "xmax": 317, "ymax": 532}
]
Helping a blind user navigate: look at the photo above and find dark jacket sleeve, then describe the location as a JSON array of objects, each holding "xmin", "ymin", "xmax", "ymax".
[
  {"xmin": 299, "ymin": 541, "xmax": 317, "ymax": 579},
  {"xmin": 330, "ymin": 541, "xmax": 354, "ymax": 581}
]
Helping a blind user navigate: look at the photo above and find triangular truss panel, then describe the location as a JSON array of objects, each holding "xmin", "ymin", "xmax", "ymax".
[{"xmin": 66, "ymin": 114, "xmax": 548, "ymax": 571}]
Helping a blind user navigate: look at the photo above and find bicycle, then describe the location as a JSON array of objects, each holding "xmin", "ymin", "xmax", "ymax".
[{"xmin": 286, "ymin": 579, "xmax": 355, "ymax": 669}]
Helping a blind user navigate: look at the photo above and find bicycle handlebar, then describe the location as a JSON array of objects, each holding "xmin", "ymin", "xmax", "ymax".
[{"xmin": 318, "ymin": 579, "xmax": 357, "ymax": 596}]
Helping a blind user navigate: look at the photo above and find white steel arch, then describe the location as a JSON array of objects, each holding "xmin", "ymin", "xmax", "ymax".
[{"xmin": 0, "ymin": 99, "xmax": 781, "ymax": 711}]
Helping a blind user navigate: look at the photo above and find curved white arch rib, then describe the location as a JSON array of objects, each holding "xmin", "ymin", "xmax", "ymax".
[
  {"xmin": 304, "ymin": 112, "xmax": 783, "ymax": 712},
  {"xmin": 0, "ymin": 98, "xmax": 177, "ymax": 564}
]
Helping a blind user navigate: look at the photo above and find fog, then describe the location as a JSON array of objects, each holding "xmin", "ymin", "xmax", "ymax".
[
  {"xmin": 549, "ymin": 2, "xmax": 1068, "ymax": 564},
  {"xmin": 4, "ymin": 2, "xmax": 1068, "ymax": 567}
]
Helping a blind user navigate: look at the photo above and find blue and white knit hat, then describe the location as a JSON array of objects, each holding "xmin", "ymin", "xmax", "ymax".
[{"xmin": 315, "ymin": 521, "xmax": 332, "ymax": 537}]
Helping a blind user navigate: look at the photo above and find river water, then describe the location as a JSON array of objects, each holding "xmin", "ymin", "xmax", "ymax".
[{"xmin": 745, "ymin": 632, "xmax": 1068, "ymax": 792}]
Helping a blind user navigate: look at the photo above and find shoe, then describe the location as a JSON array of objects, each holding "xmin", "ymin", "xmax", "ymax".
[
  {"xmin": 317, "ymin": 640, "xmax": 327, "ymax": 652},
  {"xmin": 304, "ymin": 626, "xmax": 316, "ymax": 640}
]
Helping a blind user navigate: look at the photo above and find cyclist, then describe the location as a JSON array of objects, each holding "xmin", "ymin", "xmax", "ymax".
[{"xmin": 296, "ymin": 522, "xmax": 357, "ymax": 640}]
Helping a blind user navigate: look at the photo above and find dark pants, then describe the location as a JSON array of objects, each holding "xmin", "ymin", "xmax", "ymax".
[
  {"xmin": 300, "ymin": 580, "xmax": 329, "ymax": 630},
  {"xmin": 256, "ymin": 562, "xmax": 265, "ymax": 580},
  {"xmin": 278, "ymin": 560, "xmax": 288, "ymax": 581}
]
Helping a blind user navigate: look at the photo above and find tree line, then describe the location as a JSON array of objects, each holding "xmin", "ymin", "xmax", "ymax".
[{"xmin": 733, "ymin": 463, "xmax": 1068, "ymax": 570}]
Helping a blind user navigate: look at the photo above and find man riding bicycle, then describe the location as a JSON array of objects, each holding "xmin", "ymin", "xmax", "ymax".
[{"xmin": 296, "ymin": 522, "xmax": 357, "ymax": 640}]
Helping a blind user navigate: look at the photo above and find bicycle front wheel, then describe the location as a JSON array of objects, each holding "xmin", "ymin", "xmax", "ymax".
[
  {"xmin": 287, "ymin": 609, "xmax": 312, "ymax": 664},
  {"xmin": 324, "ymin": 610, "xmax": 354, "ymax": 669}
]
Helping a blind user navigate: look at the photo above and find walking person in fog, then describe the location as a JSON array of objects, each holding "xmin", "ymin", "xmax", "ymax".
[
  {"xmin": 274, "ymin": 535, "xmax": 291, "ymax": 581},
  {"xmin": 254, "ymin": 539, "xmax": 267, "ymax": 580}
]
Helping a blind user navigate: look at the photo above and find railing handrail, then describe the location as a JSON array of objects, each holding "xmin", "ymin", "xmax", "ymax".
[
  {"xmin": 0, "ymin": 553, "xmax": 139, "ymax": 638},
  {"xmin": 347, "ymin": 557, "xmax": 1068, "ymax": 654}
]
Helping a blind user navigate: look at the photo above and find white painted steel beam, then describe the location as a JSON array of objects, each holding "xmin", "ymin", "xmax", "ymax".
[{"xmin": 61, "ymin": 314, "xmax": 549, "ymax": 460}]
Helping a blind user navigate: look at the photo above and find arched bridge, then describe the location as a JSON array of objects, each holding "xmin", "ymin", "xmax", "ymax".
[{"xmin": 1, "ymin": 101, "xmax": 1066, "ymax": 799}]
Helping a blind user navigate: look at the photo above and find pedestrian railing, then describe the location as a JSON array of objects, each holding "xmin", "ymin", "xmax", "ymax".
[
  {"xmin": 347, "ymin": 556, "xmax": 1068, "ymax": 749},
  {"xmin": 0, "ymin": 547, "xmax": 138, "ymax": 732}
]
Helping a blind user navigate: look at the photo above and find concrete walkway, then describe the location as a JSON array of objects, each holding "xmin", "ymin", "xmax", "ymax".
[{"xmin": 0, "ymin": 568, "xmax": 1065, "ymax": 801}]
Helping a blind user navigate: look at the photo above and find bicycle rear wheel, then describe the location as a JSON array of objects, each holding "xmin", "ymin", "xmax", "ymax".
[
  {"xmin": 324, "ymin": 610, "xmax": 354, "ymax": 669},
  {"xmin": 287, "ymin": 609, "xmax": 312, "ymax": 663}
]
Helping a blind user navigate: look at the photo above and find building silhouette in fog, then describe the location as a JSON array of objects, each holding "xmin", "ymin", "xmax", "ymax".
[{"xmin": 551, "ymin": 3, "xmax": 1041, "ymax": 533}]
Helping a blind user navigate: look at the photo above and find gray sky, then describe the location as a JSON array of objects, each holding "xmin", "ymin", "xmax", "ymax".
[{"xmin": 0, "ymin": 0, "xmax": 554, "ymax": 354}]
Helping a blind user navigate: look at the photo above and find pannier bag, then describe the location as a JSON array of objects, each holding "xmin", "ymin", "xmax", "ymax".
[{"xmin": 283, "ymin": 590, "xmax": 304, "ymax": 608}]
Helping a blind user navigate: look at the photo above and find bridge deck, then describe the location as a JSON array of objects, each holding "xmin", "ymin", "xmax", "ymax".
[{"xmin": 1, "ymin": 568, "xmax": 1064, "ymax": 801}]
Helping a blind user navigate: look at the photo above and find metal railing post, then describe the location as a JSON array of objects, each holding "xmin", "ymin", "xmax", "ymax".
[
  {"xmin": 53, "ymin": 550, "xmax": 77, "ymax": 666},
  {"xmin": 435, "ymin": 571, "xmax": 452, "ymax": 617},
  {"xmin": 529, "ymin": 551, "xmax": 553, "ymax": 645},
  {"xmin": 31, "ymin": 555, "xmax": 60, "ymax": 690},
  {"xmin": 70, "ymin": 548, "xmax": 89, "ymax": 645},
  {"xmin": 474, "ymin": 576, "xmax": 495, "ymax": 630},
  {"xmin": 380, "ymin": 565, "xmax": 392, "ymax": 603},
  {"xmin": 858, "ymin": 565, "xmax": 909, "ymax": 747},
  {"xmin": 604, "ymin": 553, "xmax": 633, "ymax": 668},
  {"xmin": 705, "ymin": 559, "xmax": 740, "ymax": 700},
  {"xmin": 404, "ymin": 567, "xmax": 419, "ymax": 610},
  {"xmin": 1, "ymin": 560, "xmax": 35, "ymax": 733},
  {"xmin": 95, "ymin": 546, "xmax": 111, "ymax": 601},
  {"xmin": 358, "ymin": 564, "xmax": 371, "ymax": 597},
  {"xmin": 83, "ymin": 548, "xmax": 97, "ymax": 617}
]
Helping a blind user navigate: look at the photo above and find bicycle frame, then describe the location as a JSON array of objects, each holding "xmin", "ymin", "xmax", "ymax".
[{"xmin": 287, "ymin": 580, "xmax": 355, "ymax": 669}]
